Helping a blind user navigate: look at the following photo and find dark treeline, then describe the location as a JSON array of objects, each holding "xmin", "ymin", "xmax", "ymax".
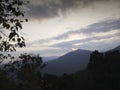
[
  {"xmin": 43, "ymin": 50, "xmax": 120, "ymax": 90},
  {"xmin": 0, "ymin": 50, "xmax": 120, "ymax": 90}
]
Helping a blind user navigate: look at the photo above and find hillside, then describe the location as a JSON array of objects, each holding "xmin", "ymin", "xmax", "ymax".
[
  {"xmin": 42, "ymin": 49, "xmax": 92, "ymax": 75},
  {"xmin": 112, "ymin": 45, "xmax": 120, "ymax": 51}
]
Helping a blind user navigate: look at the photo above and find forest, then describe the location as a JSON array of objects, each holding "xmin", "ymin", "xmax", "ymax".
[{"xmin": 0, "ymin": 50, "xmax": 120, "ymax": 90}]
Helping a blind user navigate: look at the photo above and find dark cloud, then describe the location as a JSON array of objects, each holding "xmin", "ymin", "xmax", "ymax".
[
  {"xmin": 27, "ymin": 2, "xmax": 60, "ymax": 20},
  {"xmin": 27, "ymin": 0, "xmax": 117, "ymax": 20},
  {"xmin": 36, "ymin": 19, "xmax": 120, "ymax": 43},
  {"xmin": 63, "ymin": 19, "xmax": 120, "ymax": 38},
  {"xmin": 83, "ymin": 19, "xmax": 120, "ymax": 33}
]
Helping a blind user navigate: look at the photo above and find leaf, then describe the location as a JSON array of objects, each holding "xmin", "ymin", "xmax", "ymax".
[
  {"xmin": 9, "ymin": 30, "xmax": 17, "ymax": 40},
  {"xmin": 3, "ymin": 41, "xmax": 7, "ymax": 46},
  {"xmin": 0, "ymin": 17, "xmax": 3, "ymax": 24},
  {"xmin": 22, "ymin": 41, "xmax": 25, "ymax": 47},
  {"xmin": 12, "ymin": 46, "xmax": 16, "ymax": 51},
  {"xmin": 8, "ymin": 54, "xmax": 11, "ymax": 57},
  {"xmin": 10, "ymin": 19, "xmax": 14, "ymax": 23},
  {"xmin": 11, "ymin": 26, "xmax": 13, "ymax": 30},
  {"xmin": 9, "ymin": 33, "xmax": 14, "ymax": 40},
  {"xmin": 3, "ymin": 23, "xmax": 7, "ymax": 27},
  {"xmin": 17, "ymin": 38, "xmax": 21, "ymax": 42},
  {"xmin": 16, "ymin": 22, "xmax": 22, "ymax": 29},
  {"xmin": 21, "ymin": 13, "xmax": 24, "ymax": 17},
  {"xmin": 5, "ymin": 45, "xmax": 10, "ymax": 51},
  {"xmin": 12, "ymin": 38, "xmax": 15, "ymax": 41},
  {"xmin": 25, "ymin": 19, "xmax": 28, "ymax": 22},
  {"xmin": 20, "ymin": 21, "xmax": 23, "ymax": 23},
  {"xmin": 21, "ymin": 37, "xmax": 24, "ymax": 40},
  {"xmin": 18, "ymin": 43, "xmax": 23, "ymax": 47},
  {"xmin": 6, "ymin": 24, "xmax": 10, "ymax": 29},
  {"xmin": 15, "ymin": 11, "xmax": 21, "ymax": 16},
  {"xmin": 16, "ymin": 26, "xmax": 18, "ymax": 30}
]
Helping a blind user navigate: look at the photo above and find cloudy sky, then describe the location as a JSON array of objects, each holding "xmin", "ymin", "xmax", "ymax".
[{"xmin": 17, "ymin": 0, "xmax": 120, "ymax": 57}]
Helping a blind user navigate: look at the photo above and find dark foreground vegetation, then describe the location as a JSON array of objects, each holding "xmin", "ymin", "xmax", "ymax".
[{"xmin": 0, "ymin": 50, "xmax": 120, "ymax": 90}]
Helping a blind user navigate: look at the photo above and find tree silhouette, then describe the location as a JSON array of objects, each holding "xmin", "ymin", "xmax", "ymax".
[
  {"xmin": 0, "ymin": 0, "xmax": 29, "ymax": 52},
  {"xmin": 0, "ymin": 53, "xmax": 44, "ymax": 90},
  {"xmin": 40, "ymin": 50, "xmax": 120, "ymax": 90}
]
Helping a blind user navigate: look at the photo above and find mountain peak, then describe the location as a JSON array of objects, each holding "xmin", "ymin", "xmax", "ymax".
[{"xmin": 42, "ymin": 49, "xmax": 92, "ymax": 75}]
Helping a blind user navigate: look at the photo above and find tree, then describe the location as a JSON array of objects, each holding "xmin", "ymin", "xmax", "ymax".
[
  {"xmin": 0, "ymin": 0, "xmax": 29, "ymax": 52},
  {"xmin": 0, "ymin": 53, "xmax": 44, "ymax": 90}
]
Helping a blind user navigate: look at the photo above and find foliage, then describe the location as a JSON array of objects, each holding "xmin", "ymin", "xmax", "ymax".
[
  {"xmin": 42, "ymin": 50, "xmax": 120, "ymax": 90},
  {"xmin": 0, "ymin": 53, "xmax": 44, "ymax": 90},
  {"xmin": 0, "ymin": 0, "xmax": 29, "ymax": 52},
  {"xmin": 0, "ymin": 50, "xmax": 120, "ymax": 90}
]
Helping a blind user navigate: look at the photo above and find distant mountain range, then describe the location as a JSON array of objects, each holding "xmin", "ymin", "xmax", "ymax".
[
  {"xmin": 42, "ymin": 45, "xmax": 120, "ymax": 75},
  {"xmin": 42, "ymin": 49, "xmax": 92, "ymax": 75}
]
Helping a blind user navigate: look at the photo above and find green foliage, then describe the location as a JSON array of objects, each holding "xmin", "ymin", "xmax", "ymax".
[{"xmin": 0, "ymin": 0, "xmax": 29, "ymax": 52}]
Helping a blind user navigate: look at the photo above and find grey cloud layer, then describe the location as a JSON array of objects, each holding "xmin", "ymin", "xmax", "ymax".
[
  {"xmin": 36, "ymin": 19, "xmax": 120, "ymax": 44},
  {"xmin": 51, "ymin": 32, "xmax": 120, "ymax": 49},
  {"xmin": 27, "ymin": 0, "xmax": 116, "ymax": 20},
  {"xmin": 27, "ymin": 19, "xmax": 120, "ymax": 50}
]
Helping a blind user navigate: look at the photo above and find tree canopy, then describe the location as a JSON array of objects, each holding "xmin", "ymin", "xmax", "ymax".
[{"xmin": 0, "ymin": 0, "xmax": 29, "ymax": 52}]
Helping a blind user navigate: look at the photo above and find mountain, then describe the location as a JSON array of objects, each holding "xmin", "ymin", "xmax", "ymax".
[
  {"xmin": 42, "ymin": 49, "xmax": 92, "ymax": 75},
  {"xmin": 112, "ymin": 45, "xmax": 120, "ymax": 51},
  {"xmin": 106, "ymin": 45, "xmax": 120, "ymax": 52}
]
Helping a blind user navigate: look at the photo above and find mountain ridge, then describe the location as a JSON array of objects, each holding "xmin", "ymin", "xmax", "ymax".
[
  {"xmin": 112, "ymin": 45, "xmax": 120, "ymax": 51},
  {"xmin": 42, "ymin": 49, "xmax": 92, "ymax": 75},
  {"xmin": 42, "ymin": 45, "xmax": 120, "ymax": 75}
]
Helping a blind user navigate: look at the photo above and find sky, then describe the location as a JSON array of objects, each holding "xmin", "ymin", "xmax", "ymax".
[{"xmin": 16, "ymin": 0, "xmax": 120, "ymax": 57}]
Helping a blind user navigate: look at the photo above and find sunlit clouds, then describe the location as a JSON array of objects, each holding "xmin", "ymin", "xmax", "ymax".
[{"xmin": 18, "ymin": 0, "xmax": 120, "ymax": 56}]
